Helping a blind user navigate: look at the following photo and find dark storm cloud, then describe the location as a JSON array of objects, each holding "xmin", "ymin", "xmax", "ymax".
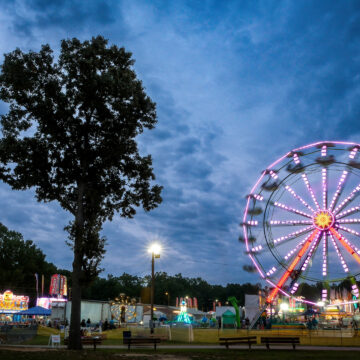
[{"xmin": 2, "ymin": 0, "xmax": 360, "ymax": 285}]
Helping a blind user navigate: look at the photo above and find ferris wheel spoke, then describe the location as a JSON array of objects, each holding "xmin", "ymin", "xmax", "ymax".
[
  {"xmin": 266, "ymin": 228, "xmax": 320, "ymax": 303},
  {"xmin": 322, "ymin": 233, "xmax": 328, "ymax": 277},
  {"xmin": 273, "ymin": 201, "xmax": 313, "ymax": 219},
  {"xmin": 337, "ymin": 206, "xmax": 360, "ymax": 219},
  {"xmin": 284, "ymin": 185, "xmax": 316, "ymax": 213},
  {"xmin": 302, "ymin": 173, "xmax": 321, "ymax": 211},
  {"xmin": 322, "ymin": 168, "xmax": 327, "ymax": 210},
  {"xmin": 337, "ymin": 224, "xmax": 360, "ymax": 237},
  {"xmin": 329, "ymin": 170, "xmax": 349, "ymax": 212},
  {"xmin": 329, "ymin": 227, "xmax": 360, "ymax": 265},
  {"xmin": 328, "ymin": 231, "xmax": 350, "ymax": 272},
  {"xmin": 269, "ymin": 220, "xmax": 313, "ymax": 226},
  {"xmin": 337, "ymin": 218, "xmax": 360, "ymax": 224},
  {"xmin": 273, "ymin": 225, "xmax": 314, "ymax": 245},
  {"xmin": 333, "ymin": 182, "xmax": 360, "ymax": 215},
  {"xmin": 299, "ymin": 231, "xmax": 322, "ymax": 272}
]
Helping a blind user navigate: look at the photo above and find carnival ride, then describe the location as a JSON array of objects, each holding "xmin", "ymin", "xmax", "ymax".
[{"xmin": 242, "ymin": 141, "xmax": 360, "ymax": 308}]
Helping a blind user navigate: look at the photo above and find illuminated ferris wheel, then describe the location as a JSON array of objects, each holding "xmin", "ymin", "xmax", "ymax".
[{"xmin": 242, "ymin": 141, "xmax": 360, "ymax": 306}]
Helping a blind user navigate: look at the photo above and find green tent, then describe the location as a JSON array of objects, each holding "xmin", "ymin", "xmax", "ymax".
[{"xmin": 222, "ymin": 310, "xmax": 236, "ymax": 328}]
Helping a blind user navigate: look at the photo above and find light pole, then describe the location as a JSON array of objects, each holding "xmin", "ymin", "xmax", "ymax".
[
  {"xmin": 149, "ymin": 243, "xmax": 161, "ymax": 334},
  {"xmin": 165, "ymin": 292, "xmax": 170, "ymax": 306}
]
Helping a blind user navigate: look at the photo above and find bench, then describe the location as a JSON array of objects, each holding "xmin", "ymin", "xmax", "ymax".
[
  {"xmin": 261, "ymin": 337, "xmax": 300, "ymax": 350},
  {"xmin": 219, "ymin": 336, "xmax": 257, "ymax": 349},
  {"xmin": 123, "ymin": 337, "xmax": 161, "ymax": 350},
  {"xmin": 64, "ymin": 336, "xmax": 102, "ymax": 350}
]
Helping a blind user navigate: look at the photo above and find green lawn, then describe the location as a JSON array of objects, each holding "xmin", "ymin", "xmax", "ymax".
[{"xmin": 0, "ymin": 349, "xmax": 360, "ymax": 360}]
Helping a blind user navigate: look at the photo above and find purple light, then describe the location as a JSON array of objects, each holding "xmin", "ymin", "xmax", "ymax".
[
  {"xmin": 252, "ymin": 194, "xmax": 264, "ymax": 201},
  {"xmin": 338, "ymin": 224, "xmax": 360, "ymax": 237},
  {"xmin": 337, "ymin": 218, "xmax": 360, "ymax": 224},
  {"xmin": 266, "ymin": 266, "xmax": 277, "ymax": 277},
  {"xmin": 251, "ymin": 245, "xmax": 263, "ymax": 252},
  {"xmin": 322, "ymin": 168, "xmax": 327, "ymax": 210},
  {"xmin": 273, "ymin": 201, "xmax": 312, "ymax": 218},
  {"xmin": 333, "ymin": 183, "xmax": 360, "ymax": 215},
  {"xmin": 302, "ymin": 173, "xmax": 321, "ymax": 210},
  {"xmin": 322, "ymin": 289, "xmax": 327, "ymax": 301},
  {"xmin": 273, "ymin": 226, "xmax": 313, "ymax": 244},
  {"xmin": 285, "ymin": 185, "xmax": 316, "ymax": 213},
  {"xmin": 337, "ymin": 206, "xmax": 360, "ymax": 219},
  {"xmin": 247, "ymin": 220, "xmax": 258, "ymax": 226},
  {"xmin": 329, "ymin": 170, "xmax": 348, "ymax": 211},
  {"xmin": 301, "ymin": 232, "xmax": 321, "ymax": 271},
  {"xmin": 284, "ymin": 235, "xmax": 309, "ymax": 260},
  {"xmin": 333, "ymin": 230, "xmax": 360, "ymax": 254},
  {"xmin": 349, "ymin": 148, "xmax": 358, "ymax": 159},
  {"xmin": 270, "ymin": 220, "xmax": 313, "ymax": 226},
  {"xmin": 293, "ymin": 153, "xmax": 300, "ymax": 164},
  {"xmin": 329, "ymin": 232, "xmax": 349, "ymax": 272},
  {"xmin": 321, "ymin": 145, "xmax": 327, "ymax": 157},
  {"xmin": 269, "ymin": 170, "xmax": 278, "ymax": 179},
  {"xmin": 322, "ymin": 233, "xmax": 327, "ymax": 276},
  {"xmin": 290, "ymin": 282, "xmax": 299, "ymax": 294}
]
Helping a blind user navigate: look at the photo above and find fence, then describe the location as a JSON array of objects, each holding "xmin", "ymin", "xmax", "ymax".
[{"xmin": 0, "ymin": 324, "xmax": 38, "ymax": 344}]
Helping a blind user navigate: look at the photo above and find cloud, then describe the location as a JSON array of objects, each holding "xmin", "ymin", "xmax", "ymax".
[{"xmin": 1, "ymin": 1, "xmax": 360, "ymax": 287}]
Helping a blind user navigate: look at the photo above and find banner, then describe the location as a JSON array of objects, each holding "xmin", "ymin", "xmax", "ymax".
[{"xmin": 0, "ymin": 290, "xmax": 29, "ymax": 312}]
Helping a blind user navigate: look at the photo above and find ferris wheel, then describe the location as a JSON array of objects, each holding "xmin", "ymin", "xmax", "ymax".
[{"xmin": 242, "ymin": 141, "xmax": 360, "ymax": 306}]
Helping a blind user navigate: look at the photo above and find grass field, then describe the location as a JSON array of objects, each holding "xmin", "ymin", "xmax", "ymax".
[
  {"xmin": 22, "ymin": 326, "xmax": 360, "ymax": 347},
  {"xmin": 1, "ymin": 348, "xmax": 360, "ymax": 360}
]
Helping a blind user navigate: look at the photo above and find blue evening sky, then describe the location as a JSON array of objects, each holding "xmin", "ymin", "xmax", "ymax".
[{"xmin": 0, "ymin": 0, "xmax": 360, "ymax": 285}]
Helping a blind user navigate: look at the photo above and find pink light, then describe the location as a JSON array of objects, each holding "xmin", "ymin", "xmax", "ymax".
[
  {"xmin": 251, "ymin": 245, "xmax": 263, "ymax": 252},
  {"xmin": 322, "ymin": 233, "xmax": 327, "ymax": 276},
  {"xmin": 247, "ymin": 220, "xmax": 258, "ymax": 226},
  {"xmin": 338, "ymin": 218, "xmax": 360, "ymax": 224},
  {"xmin": 284, "ymin": 235, "xmax": 309, "ymax": 260},
  {"xmin": 337, "ymin": 206, "xmax": 360, "ymax": 219},
  {"xmin": 321, "ymin": 145, "xmax": 327, "ymax": 157},
  {"xmin": 332, "ymin": 230, "xmax": 360, "ymax": 254},
  {"xmin": 329, "ymin": 232, "xmax": 349, "ymax": 272},
  {"xmin": 266, "ymin": 266, "xmax": 277, "ymax": 277},
  {"xmin": 290, "ymin": 282, "xmax": 299, "ymax": 294},
  {"xmin": 270, "ymin": 220, "xmax": 313, "ymax": 226},
  {"xmin": 269, "ymin": 170, "xmax": 278, "ymax": 179},
  {"xmin": 293, "ymin": 153, "xmax": 300, "ymax": 164},
  {"xmin": 349, "ymin": 147, "xmax": 358, "ymax": 159},
  {"xmin": 273, "ymin": 225, "xmax": 313, "ymax": 244},
  {"xmin": 301, "ymin": 232, "xmax": 322, "ymax": 271},
  {"xmin": 329, "ymin": 170, "xmax": 348, "ymax": 211},
  {"xmin": 249, "ymin": 254, "xmax": 265, "ymax": 278},
  {"xmin": 273, "ymin": 201, "xmax": 312, "ymax": 218},
  {"xmin": 322, "ymin": 289, "xmax": 327, "ymax": 301},
  {"xmin": 333, "ymin": 184, "xmax": 360, "ymax": 215},
  {"xmin": 252, "ymin": 194, "xmax": 264, "ymax": 201},
  {"xmin": 322, "ymin": 168, "xmax": 327, "ymax": 210},
  {"xmin": 338, "ymin": 224, "xmax": 360, "ymax": 237},
  {"xmin": 302, "ymin": 173, "xmax": 321, "ymax": 210},
  {"xmin": 285, "ymin": 185, "xmax": 316, "ymax": 213}
]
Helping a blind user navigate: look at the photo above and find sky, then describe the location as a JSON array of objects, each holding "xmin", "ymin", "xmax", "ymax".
[{"xmin": 1, "ymin": 0, "xmax": 360, "ymax": 287}]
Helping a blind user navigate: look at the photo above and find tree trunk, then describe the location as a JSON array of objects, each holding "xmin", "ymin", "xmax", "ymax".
[{"xmin": 68, "ymin": 182, "xmax": 85, "ymax": 350}]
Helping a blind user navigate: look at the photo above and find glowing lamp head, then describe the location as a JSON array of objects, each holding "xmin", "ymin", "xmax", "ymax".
[
  {"xmin": 313, "ymin": 210, "xmax": 334, "ymax": 230},
  {"xmin": 148, "ymin": 243, "xmax": 161, "ymax": 256},
  {"xmin": 317, "ymin": 301, "xmax": 325, "ymax": 307},
  {"xmin": 280, "ymin": 302, "xmax": 289, "ymax": 312}
]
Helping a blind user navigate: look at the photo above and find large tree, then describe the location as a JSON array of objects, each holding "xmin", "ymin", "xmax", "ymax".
[{"xmin": 0, "ymin": 36, "xmax": 162, "ymax": 349}]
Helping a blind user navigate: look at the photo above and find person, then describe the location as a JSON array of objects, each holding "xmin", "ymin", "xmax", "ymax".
[
  {"xmin": 81, "ymin": 319, "xmax": 86, "ymax": 327},
  {"xmin": 86, "ymin": 318, "xmax": 91, "ymax": 327},
  {"xmin": 109, "ymin": 318, "xmax": 115, "ymax": 330},
  {"xmin": 103, "ymin": 319, "xmax": 109, "ymax": 331}
]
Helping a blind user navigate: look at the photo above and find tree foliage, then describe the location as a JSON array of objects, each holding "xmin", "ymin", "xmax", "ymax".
[
  {"xmin": 0, "ymin": 222, "xmax": 57, "ymax": 301},
  {"xmin": 0, "ymin": 36, "xmax": 162, "ymax": 349}
]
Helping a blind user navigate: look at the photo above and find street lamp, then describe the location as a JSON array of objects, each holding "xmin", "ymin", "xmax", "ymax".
[
  {"xmin": 280, "ymin": 302, "xmax": 289, "ymax": 322},
  {"xmin": 165, "ymin": 292, "xmax": 170, "ymax": 306},
  {"xmin": 148, "ymin": 243, "xmax": 161, "ymax": 334}
]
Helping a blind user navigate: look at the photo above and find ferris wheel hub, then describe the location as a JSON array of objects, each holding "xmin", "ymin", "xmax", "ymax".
[{"xmin": 313, "ymin": 210, "xmax": 334, "ymax": 231}]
